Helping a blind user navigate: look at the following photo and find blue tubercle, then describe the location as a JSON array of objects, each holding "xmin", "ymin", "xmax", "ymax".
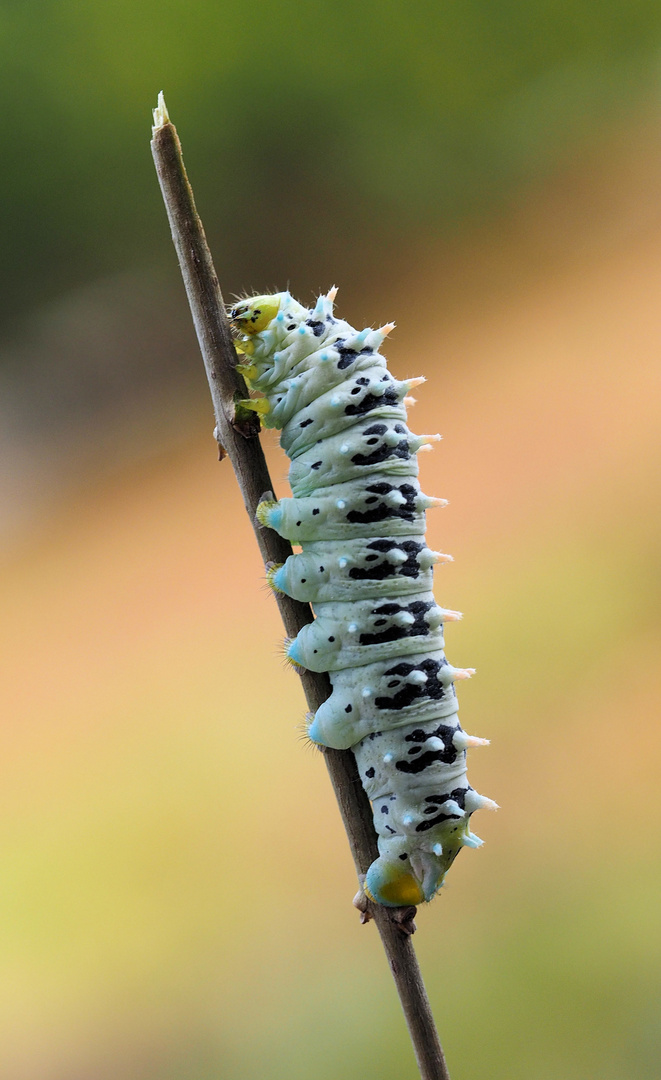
[
  {"xmin": 272, "ymin": 566, "xmax": 287, "ymax": 592},
  {"xmin": 266, "ymin": 505, "xmax": 283, "ymax": 530},
  {"xmin": 287, "ymin": 639, "xmax": 303, "ymax": 666}
]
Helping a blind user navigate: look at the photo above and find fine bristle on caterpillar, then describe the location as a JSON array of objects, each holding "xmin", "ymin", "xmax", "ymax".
[{"xmin": 230, "ymin": 289, "xmax": 496, "ymax": 908}]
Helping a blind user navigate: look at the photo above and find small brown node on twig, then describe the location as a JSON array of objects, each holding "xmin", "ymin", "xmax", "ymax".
[
  {"xmin": 212, "ymin": 425, "xmax": 227, "ymax": 462},
  {"xmin": 353, "ymin": 887, "xmax": 373, "ymax": 924}
]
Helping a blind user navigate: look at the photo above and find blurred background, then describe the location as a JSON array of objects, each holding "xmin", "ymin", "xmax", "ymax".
[{"xmin": 1, "ymin": 2, "xmax": 660, "ymax": 1078}]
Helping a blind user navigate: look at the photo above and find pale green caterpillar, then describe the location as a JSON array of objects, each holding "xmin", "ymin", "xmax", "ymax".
[{"xmin": 230, "ymin": 289, "xmax": 496, "ymax": 908}]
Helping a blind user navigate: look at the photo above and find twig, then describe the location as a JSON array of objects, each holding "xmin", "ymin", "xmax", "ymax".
[{"xmin": 150, "ymin": 92, "xmax": 451, "ymax": 1080}]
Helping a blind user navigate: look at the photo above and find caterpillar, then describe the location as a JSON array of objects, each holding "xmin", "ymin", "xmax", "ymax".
[{"xmin": 229, "ymin": 288, "xmax": 496, "ymax": 908}]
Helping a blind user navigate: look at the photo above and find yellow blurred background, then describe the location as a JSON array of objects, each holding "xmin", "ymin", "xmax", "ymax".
[{"xmin": 2, "ymin": 4, "xmax": 661, "ymax": 1078}]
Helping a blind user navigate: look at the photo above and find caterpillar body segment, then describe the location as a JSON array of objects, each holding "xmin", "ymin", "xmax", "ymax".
[
  {"xmin": 271, "ymin": 537, "xmax": 439, "ymax": 603},
  {"xmin": 286, "ymin": 592, "xmax": 446, "ymax": 672},
  {"xmin": 232, "ymin": 289, "xmax": 495, "ymax": 908},
  {"xmin": 307, "ymin": 650, "xmax": 460, "ymax": 749},
  {"xmin": 287, "ymin": 419, "xmax": 429, "ymax": 496},
  {"xmin": 257, "ymin": 476, "xmax": 441, "ymax": 543}
]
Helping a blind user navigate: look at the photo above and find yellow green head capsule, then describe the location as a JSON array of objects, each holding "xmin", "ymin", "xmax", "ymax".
[{"xmin": 228, "ymin": 294, "xmax": 283, "ymax": 335}]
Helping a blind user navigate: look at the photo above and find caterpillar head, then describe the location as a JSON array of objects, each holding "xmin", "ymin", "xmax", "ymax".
[{"xmin": 228, "ymin": 294, "xmax": 283, "ymax": 335}]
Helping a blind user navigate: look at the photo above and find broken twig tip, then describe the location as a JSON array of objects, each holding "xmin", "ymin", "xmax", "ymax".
[{"xmin": 152, "ymin": 91, "xmax": 170, "ymax": 134}]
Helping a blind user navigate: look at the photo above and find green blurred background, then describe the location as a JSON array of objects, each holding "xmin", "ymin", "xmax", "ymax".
[{"xmin": 2, "ymin": 2, "xmax": 661, "ymax": 1078}]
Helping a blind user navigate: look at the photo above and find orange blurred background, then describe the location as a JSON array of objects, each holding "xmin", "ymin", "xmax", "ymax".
[{"xmin": 2, "ymin": 6, "xmax": 661, "ymax": 1079}]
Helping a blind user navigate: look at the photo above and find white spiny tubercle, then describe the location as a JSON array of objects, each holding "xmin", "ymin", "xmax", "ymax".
[
  {"xmin": 453, "ymin": 731, "xmax": 490, "ymax": 750},
  {"xmin": 379, "ymin": 322, "xmax": 396, "ymax": 338},
  {"xmin": 446, "ymin": 667, "xmax": 476, "ymax": 681},
  {"xmin": 479, "ymin": 796, "xmax": 499, "ymax": 811},
  {"xmin": 418, "ymin": 444, "xmax": 434, "ymax": 453},
  {"xmin": 389, "ymin": 549, "xmax": 408, "ymax": 564},
  {"xmin": 407, "ymin": 377, "xmax": 426, "ymax": 390},
  {"xmin": 327, "ymin": 285, "xmax": 338, "ymax": 302},
  {"xmin": 440, "ymin": 608, "xmax": 463, "ymax": 621},
  {"xmin": 403, "ymin": 396, "xmax": 417, "ymax": 408},
  {"xmin": 421, "ymin": 433, "xmax": 442, "ymax": 444},
  {"xmin": 426, "ymin": 496, "xmax": 449, "ymax": 509},
  {"xmin": 432, "ymin": 551, "xmax": 454, "ymax": 563},
  {"xmin": 462, "ymin": 832, "xmax": 484, "ymax": 849},
  {"xmin": 464, "ymin": 790, "xmax": 499, "ymax": 813}
]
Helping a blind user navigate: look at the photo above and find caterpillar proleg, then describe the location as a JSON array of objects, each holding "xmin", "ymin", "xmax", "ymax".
[{"xmin": 230, "ymin": 289, "xmax": 496, "ymax": 908}]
